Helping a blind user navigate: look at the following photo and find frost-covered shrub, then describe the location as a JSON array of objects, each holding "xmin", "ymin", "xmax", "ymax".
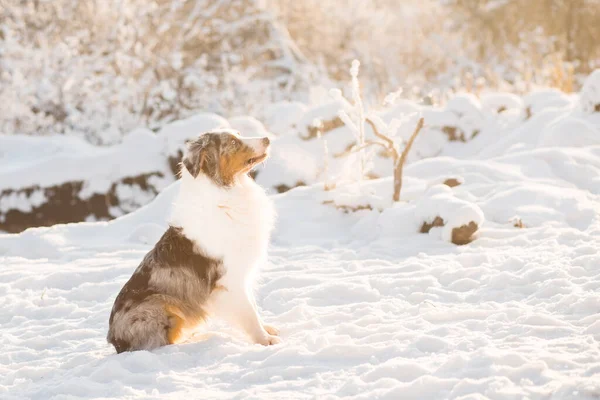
[
  {"xmin": 0, "ymin": 0, "xmax": 314, "ymax": 144},
  {"xmin": 270, "ymin": 0, "xmax": 456, "ymax": 98},
  {"xmin": 580, "ymin": 69, "xmax": 600, "ymax": 114}
]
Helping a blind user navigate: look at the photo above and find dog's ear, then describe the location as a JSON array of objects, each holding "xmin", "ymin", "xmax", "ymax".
[
  {"xmin": 182, "ymin": 136, "xmax": 218, "ymax": 179},
  {"xmin": 182, "ymin": 139, "xmax": 203, "ymax": 178},
  {"xmin": 182, "ymin": 155, "xmax": 199, "ymax": 178}
]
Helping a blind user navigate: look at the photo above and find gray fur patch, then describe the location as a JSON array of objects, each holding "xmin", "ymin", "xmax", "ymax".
[{"xmin": 107, "ymin": 226, "xmax": 224, "ymax": 353}]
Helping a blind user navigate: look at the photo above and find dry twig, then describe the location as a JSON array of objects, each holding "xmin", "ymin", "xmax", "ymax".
[
  {"xmin": 394, "ymin": 117, "xmax": 424, "ymax": 201},
  {"xmin": 364, "ymin": 116, "xmax": 425, "ymax": 202}
]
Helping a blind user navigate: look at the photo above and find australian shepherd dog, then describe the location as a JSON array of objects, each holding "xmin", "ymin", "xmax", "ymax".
[{"xmin": 107, "ymin": 129, "xmax": 279, "ymax": 353}]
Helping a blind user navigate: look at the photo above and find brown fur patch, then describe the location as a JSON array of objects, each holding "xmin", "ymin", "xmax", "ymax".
[
  {"xmin": 165, "ymin": 304, "xmax": 186, "ymax": 344},
  {"xmin": 219, "ymin": 146, "xmax": 255, "ymax": 185}
]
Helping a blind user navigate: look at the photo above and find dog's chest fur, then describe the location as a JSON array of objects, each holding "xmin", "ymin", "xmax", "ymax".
[{"xmin": 170, "ymin": 172, "xmax": 275, "ymax": 288}]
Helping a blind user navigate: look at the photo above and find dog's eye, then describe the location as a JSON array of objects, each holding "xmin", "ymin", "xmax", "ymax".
[{"xmin": 231, "ymin": 139, "xmax": 237, "ymax": 146}]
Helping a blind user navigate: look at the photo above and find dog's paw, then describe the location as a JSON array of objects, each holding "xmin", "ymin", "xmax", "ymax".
[
  {"xmin": 265, "ymin": 334, "xmax": 282, "ymax": 345},
  {"xmin": 263, "ymin": 324, "xmax": 280, "ymax": 336},
  {"xmin": 257, "ymin": 333, "xmax": 282, "ymax": 346}
]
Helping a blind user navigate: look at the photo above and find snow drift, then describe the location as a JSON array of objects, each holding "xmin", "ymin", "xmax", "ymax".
[
  {"xmin": 1, "ymin": 132, "xmax": 600, "ymax": 398},
  {"xmin": 5, "ymin": 70, "xmax": 600, "ymax": 237}
]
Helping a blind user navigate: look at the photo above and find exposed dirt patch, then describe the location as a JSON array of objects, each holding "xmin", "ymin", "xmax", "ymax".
[
  {"xmin": 0, "ymin": 172, "xmax": 164, "ymax": 233},
  {"xmin": 443, "ymin": 178, "xmax": 462, "ymax": 188},
  {"xmin": 420, "ymin": 216, "xmax": 445, "ymax": 233}
]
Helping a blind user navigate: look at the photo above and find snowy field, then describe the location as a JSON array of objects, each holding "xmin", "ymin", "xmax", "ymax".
[
  {"xmin": 2, "ymin": 73, "xmax": 600, "ymax": 398},
  {"xmin": 2, "ymin": 157, "xmax": 600, "ymax": 398}
]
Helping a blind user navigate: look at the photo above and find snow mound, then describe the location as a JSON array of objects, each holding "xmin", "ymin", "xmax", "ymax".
[
  {"xmin": 0, "ymin": 113, "xmax": 228, "ymax": 194},
  {"xmin": 445, "ymin": 93, "xmax": 483, "ymax": 118},
  {"xmin": 5, "ymin": 70, "xmax": 600, "ymax": 234},
  {"xmin": 261, "ymin": 101, "xmax": 308, "ymax": 135},
  {"xmin": 0, "ymin": 113, "xmax": 227, "ymax": 232},
  {"xmin": 524, "ymin": 89, "xmax": 574, "ymax": 116},
  {"xmin": 378, "ymin": 100, "xmax": 422, "ymax": 124},
  {"xmin": 539, "ymin": 117, "xmax": 600, "ymax": 147},
  {"xmin": 415, "ymin": 184, "xmax": 484, "ymax": 245},
  {"xmin": 158, "ymin": 113, "xmax": 230, "ymax": 157},
  {"xmin": 229, "ymin": 116, "xmax": 272, "ymax": 139},
  {"xmin": 297, "ymin": 99, "xmax": 351, "ymax": 137},
  {"xmin": 2, "ymin": 141, "xmax": 600, "ymax": 398},
  {"xmin": 481, "ymin": 92, "xmax": 524, "ymax": 113}
]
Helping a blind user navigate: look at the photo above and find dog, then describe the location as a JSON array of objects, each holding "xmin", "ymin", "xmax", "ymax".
[{"xmin": 107, "ymin": 129, "xmax": 279, "ymax": 353}]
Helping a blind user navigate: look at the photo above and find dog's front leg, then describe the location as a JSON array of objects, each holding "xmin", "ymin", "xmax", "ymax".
[
  {"xmin": 209, "ymin": 286, "xmax": 281, "ymax": 346},
  {"xmin": 248, "ymin": 292, "xmax": 280, "ymax": 336}
]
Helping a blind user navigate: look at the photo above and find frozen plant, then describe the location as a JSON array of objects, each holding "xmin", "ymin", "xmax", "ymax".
[
  {"xmin": 330, "ymin": 59, "xmax": 425, "ymax": 201},
  {"xmin": 330, "ymin": 60, "xmax": 368, "ymax": 180},
  {"xmin": 361, "ymin": 115, "xmax": 425, "ymax": 202},
  {"xmin": 315, "ymin": 130, "xmax": 335, "ymax": 191}
]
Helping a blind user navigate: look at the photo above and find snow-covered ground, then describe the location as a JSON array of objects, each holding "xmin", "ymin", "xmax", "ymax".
[
  {"xmin": 2, "ymin": 144, "xmax": 600, "ymax": 398},
  {"xmin": 2, "ymin": 72, "xmax": 600, "ymax": 399}
]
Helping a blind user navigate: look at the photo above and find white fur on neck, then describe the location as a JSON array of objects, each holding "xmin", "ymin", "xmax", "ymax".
[{"xmin": 170, "ymin": 169, "xmax": 275, "ymax": 286}]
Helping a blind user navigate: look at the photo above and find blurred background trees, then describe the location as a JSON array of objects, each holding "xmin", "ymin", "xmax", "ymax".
[{"xmin": 1, "ymin": 0, "xmax": 599, "ymax": 143}]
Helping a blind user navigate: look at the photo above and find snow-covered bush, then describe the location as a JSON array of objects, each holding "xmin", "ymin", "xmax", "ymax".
[
  {"xmin": 0, "ymin": 0, "xmax": 315, "ymax": 144},
  {"xmin": 322, "ymin": 175, "xmax": 484, "ymax": 245},
  {"xmin": 580, "ymin": 69, "xmax": 600, "ymax": 114}
]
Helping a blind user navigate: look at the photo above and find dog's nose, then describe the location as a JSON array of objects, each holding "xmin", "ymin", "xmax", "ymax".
[{"xmin": 262, "ymin": 137, "xmax": 270, "ymax": 146}]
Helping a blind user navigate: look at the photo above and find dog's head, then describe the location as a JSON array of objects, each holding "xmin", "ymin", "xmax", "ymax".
[{"xmin": 181, "ymin": 129, "xmax": 270, "ymax": 186}]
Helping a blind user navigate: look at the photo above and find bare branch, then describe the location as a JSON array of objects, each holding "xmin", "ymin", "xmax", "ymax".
[
  {"xmin": 350, "ymin": 140, "xmax": 389, "ymax": 153},
  {"xmin": 393, "ymin": 117, "xmax": 425, "ymax": 202},
  {"xmin": 365, "ymin": 118, "xmax": 398, "ymax": 159},
  {"xmin": 333, "ymin": 140, "xmax": 388, "ymax": 159}
]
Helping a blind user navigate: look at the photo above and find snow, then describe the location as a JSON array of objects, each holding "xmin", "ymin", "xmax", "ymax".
[
  {"xmin": 228, "ymin": 116, "xmax": 273, "ymax": 139},
  {"xmin": 5, "ymin": 72, "xmax": 597, "ymax": 206},
  {"xmin": 261, "ymin": 101, "xmax": 308, "ymax": 135},
  {"xmin": 523, "ymin": 89, "xmax": 574, "ymax": 116},
  {"xmin": 539, "ymin": 117, "xmax": 600, "ymax": 147},
  {"xmin": 3, "ymin": 75, "xmax": 600, "ymax": 398},
  {"xmin": 580, "ymin": 69, "xmax": 600, "ymax": 114},
  {"xmin": 480, "ymin": 92, "xmax": 524, "ymax": 113},
  {"xmin": 445, "ymin": 93, "xmax": 483, "ymax": 118},
  {"xmin": 3, "ymin": 145, "xmax": 600, "ymax": 399},
  {"xmin": 296, "ymin": 99, "xmax": 351, "ymax": 135},
  {"xmin": 0, "ymin": 113, "xmax": 228, "ymax": 194},
  {"xmin": 414, "ymin": 184, "xmax": 484, "ymax": 243}
]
